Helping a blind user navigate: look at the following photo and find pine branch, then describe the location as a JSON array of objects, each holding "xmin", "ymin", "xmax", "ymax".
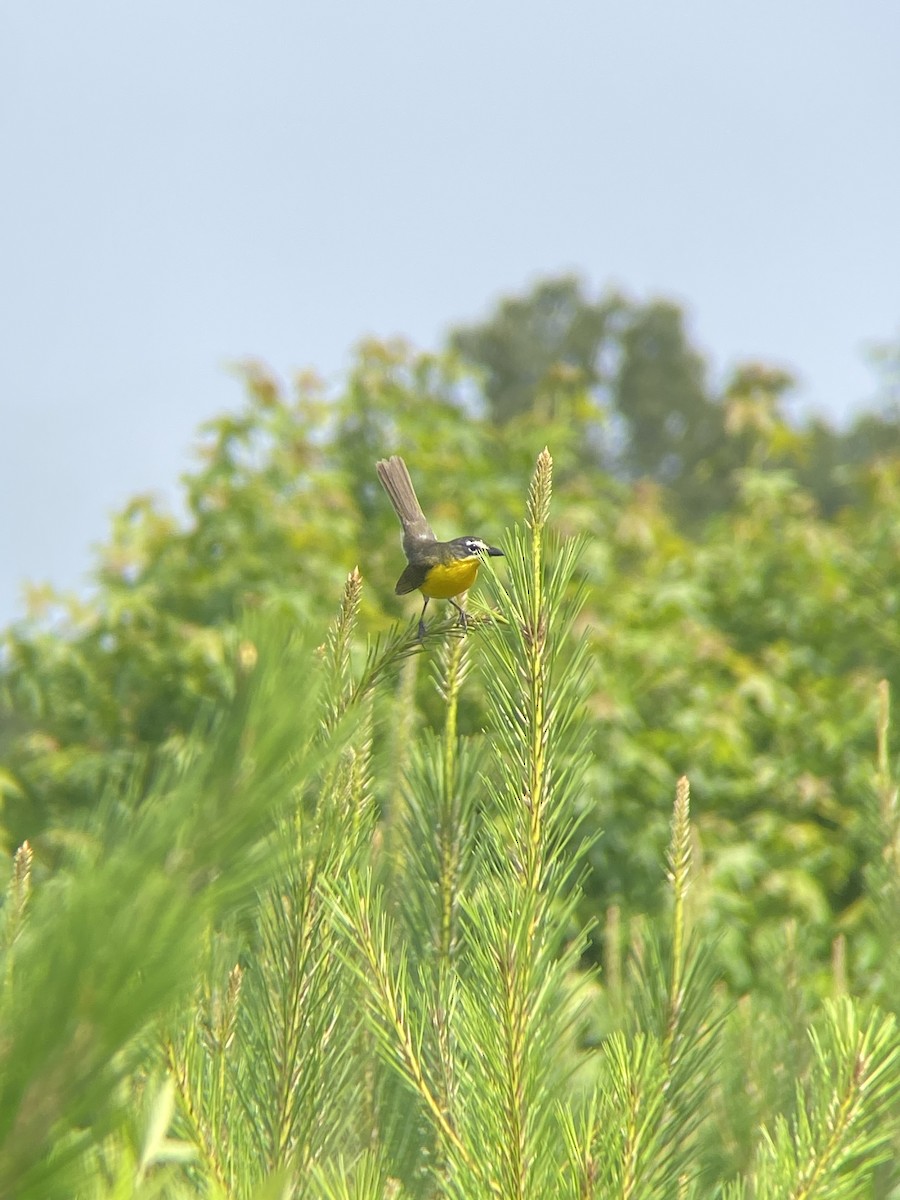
[
  {"xmin": 664, "ymin": 776, "xmax": 692, "ymax": 1069},
  {"xmin": 329, "ymin": 877, "xmax": 482, "ymax": 1189},
  {"xmin": 572, "ymin": 778, "xmax": 721, "ymax": 1198},
  {"xmin": 320, "ymin": 566, "xmax": 365, "ymax": 739},
  {"xmin": 164, "ymin": 1033, "xmax": 232, "ymax": 1196},
  {"xmin": 169, "ymin": 582, "xmax": 380, "ymax": 1187},
  {"xmin": 1, "ymin": 841, "xmax": 33, "ymax": 992},
  {"xmin": 750, "ymin": 1000, "xmax": 900, "ymax": 1199},
  {"xmin": 0, "ymin": 616, "xmax": 347, "ymax": 1199},
  {"xmin": 447, "ymin": 448, "xmax": 592, "ymax": 1199}
]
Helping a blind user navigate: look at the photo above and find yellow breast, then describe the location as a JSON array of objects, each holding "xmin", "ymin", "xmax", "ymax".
[{"xmin": 420, "ymin": 556, "xmax": 480, "ymax": 599}]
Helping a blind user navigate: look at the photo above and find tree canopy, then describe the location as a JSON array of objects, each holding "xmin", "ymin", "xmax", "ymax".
[
  {"xmin": 3, "ymin": 281, "xmax": 900, "ymax": 1195},
  {"xmin": 3, "ymin": 293, "xmax": 900, "ymax": 975}
]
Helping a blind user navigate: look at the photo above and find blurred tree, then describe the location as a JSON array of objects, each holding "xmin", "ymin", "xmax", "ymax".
[
  {"xmin": 796, "ymin": 410, "xmax": 900, "ymax": 518},
  {"xmin": 450, "ymin": 275, "xmax": 620, "ymax": 428},
  {"xmin": 450, "ymin": 277, "xmax": 755, "ymax": 521},
  {"xmin": 0, "ymin": 344, "xmax": 562, "ymax": 852},
  {"xmin": 614, "ymin": 300, "xmax": 712, "ymax": 474},
  {"xmin": 5, "ymin": 301, "xmax": 900, "ymax": 992},
  {"xmin": 744, "ymin": 336, "xmax": 900, "ymax": 519},
  {"xmin": 613, "ymin": 299, "xmax": 736, "ymax": 521}
]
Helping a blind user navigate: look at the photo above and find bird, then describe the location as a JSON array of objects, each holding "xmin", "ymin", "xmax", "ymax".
[{"xmin": 376, "ymin": 455, "xmax": 504, "ymax": 639}]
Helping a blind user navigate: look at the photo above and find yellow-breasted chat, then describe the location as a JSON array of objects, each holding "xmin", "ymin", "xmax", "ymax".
[{"xmin": 376, "ymin": 456, "xmax": 504, "ymax": 639}]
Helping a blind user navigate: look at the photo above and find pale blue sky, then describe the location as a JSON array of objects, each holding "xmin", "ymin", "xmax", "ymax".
[{"xmin": 2, "ymin": 1, "xmax": 898, "ymax": 624}]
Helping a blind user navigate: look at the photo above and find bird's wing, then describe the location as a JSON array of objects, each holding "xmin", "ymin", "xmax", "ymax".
[{"xmin": 394, "ymin": 561, "xmax": 429, "ymax": 595}]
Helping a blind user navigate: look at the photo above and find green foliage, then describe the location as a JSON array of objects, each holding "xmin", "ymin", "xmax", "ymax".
[
  {"xmin": 450, "ymin": 276, "xmax": 900, "ymax": 528},
  {"xmin": 449, "ymin": 276, "xmax": 762, "ymax": 522},
  {"xmin": 6, "ymin": 283, "xmax": 900, "ymax": 1194},
  {"xmin": 0, "ymin": 617, "xmax": 344, "ymax": 1197},
  {"xmin": 614, "ymin": 300, "xmax": 719, "ymax": 502},
  {"xmin": 2, "ymin": 451, "xmax": 900, "ymax": 1197},
  {"xmin": 5, "ymin": 317, "xmax": 900, "ymax": 988},
  {"xmin": 449, "ymin": 275, "xmax": 617, "ymax": 427},
  {"xmin": 721, "ymin": 1001, "xmax": 900, "ymax": 1200}
]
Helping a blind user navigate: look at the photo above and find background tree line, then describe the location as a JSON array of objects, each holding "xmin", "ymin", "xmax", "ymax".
[
  {"xmin": 452, "ymin": 275, "xmax": 900, "ymax": 522},
  {"xmin": 3, "ymin": 276, "xmax": 900, "ymax": 980},
  {"xmin": 2, "ymin": 276, "xmax": 900, "ymax": 1194}
]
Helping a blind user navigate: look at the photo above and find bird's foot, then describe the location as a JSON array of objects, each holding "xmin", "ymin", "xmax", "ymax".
[{"xmin": 450, "ymin": 601, "xmax": 469, "ymax": 632}]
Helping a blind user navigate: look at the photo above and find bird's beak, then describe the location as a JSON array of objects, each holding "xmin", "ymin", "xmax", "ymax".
[{"xmin": 486, "ymin": 545, "xmax": 504, "ymax": 557}]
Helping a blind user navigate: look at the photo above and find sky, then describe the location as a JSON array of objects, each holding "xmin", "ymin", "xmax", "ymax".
[{"xmin": 1, "ymin": 1, "xmax": 899, "ymax": 625}]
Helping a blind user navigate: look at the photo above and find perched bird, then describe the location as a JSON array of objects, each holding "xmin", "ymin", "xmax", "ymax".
[{"xmin": 376, "ymin": 455, "xmax": 504, "ymax": 639}]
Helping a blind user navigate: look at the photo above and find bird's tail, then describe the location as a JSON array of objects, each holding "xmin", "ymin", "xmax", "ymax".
[{"xmin": 376, "ymin": 456, "xmax": 435, "ymax": 547}]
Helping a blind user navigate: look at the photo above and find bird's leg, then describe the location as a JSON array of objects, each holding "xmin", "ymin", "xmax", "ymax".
[
  {"xmin": 448, "ymin": 598, "xmax": 469, "ymax": 632},
  {"xmin": 418, "ymin": 597, "xmax": 430, "ymax": 641}
]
